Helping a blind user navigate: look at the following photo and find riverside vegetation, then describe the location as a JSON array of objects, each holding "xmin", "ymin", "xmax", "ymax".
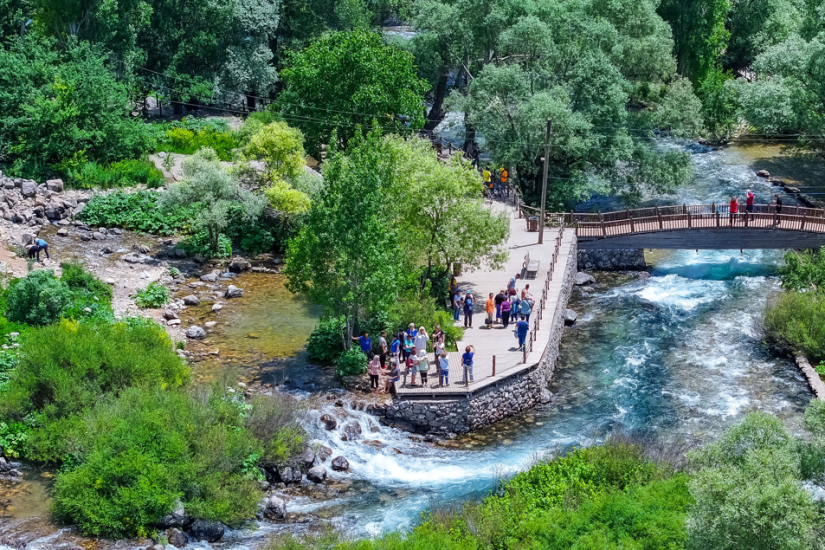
[
  {"xmin": 0, "ymin": 266, "xmax": 306, "ymax": 538},
  {"xmin": 268, "ymin": 404, "xmax": 825, "ymax": 550}
]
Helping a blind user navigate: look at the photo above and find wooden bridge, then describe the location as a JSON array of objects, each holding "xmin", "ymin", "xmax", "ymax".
[{"xmin": 556, "ymin": 204, "xmax": 825, "ymax": 250}]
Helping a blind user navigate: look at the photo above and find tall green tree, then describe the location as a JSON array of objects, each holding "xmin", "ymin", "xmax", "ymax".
[
  {"xmin": 158, "ymin": 148, "xmax": 266, "ymax": 254},
  {"xmin": 658, "ymin": 0, "xmax": 731, "ymax": 82},
  {"xmin": 283, "ymin": 129, "xmax": 402, "ymax": 348},
  {"xmin": 275, "ymin": 30, "xmax": 429, "ymax": 157},
  {"xmin": 384, "ymin": 135, "xmax": 510, "ymax": 280}
]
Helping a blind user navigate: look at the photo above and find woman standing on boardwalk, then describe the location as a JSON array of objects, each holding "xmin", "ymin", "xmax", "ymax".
[
  {"xmin": 463, "ymin": 292, "xmax": 475, "ymax": 328},
  {"xmin": 729, "ymin": 196, "xmax": 739, "ymax": 225},
  {"xmin": 501, "ymin": 298, "xmax": 512, "ymax": 328},
  {"xmin": 462, "ymin": 345, "xmax": 475, "ymax": 383}
]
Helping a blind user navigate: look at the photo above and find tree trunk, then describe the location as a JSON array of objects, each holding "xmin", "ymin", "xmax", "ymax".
[
  {"xmin": 424, "ymin": 71, "xmax": 449, "ymax": 133},
  {"xmin": 463, "ymin": 117, "xmax": 478, "ymax": 162}
]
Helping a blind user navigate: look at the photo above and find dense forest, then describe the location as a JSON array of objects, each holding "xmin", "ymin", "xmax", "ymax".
[{"xmin": 2, "ymin": 0, "xmax": 825, "ymax": 208}]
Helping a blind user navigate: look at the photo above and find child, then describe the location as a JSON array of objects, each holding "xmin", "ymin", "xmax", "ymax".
[
  {"xmin": 409, "ymin": 346, "xmax": 420, "ymax": 386},
  {"xmin": 404, "ymin": 333, "xmax": 414, "ymax": 361}
]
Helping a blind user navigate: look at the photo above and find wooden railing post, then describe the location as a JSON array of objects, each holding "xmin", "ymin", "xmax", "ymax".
[
  {"xmin": 802, "ymin": 211, "xmax": 808, "ymax": 231},
  {"xmin": 716, "ymin": 211, "xmax": 720, "ymax": 227},
  {"xmin": 656, "ymin": 206, "xmax": 662, "ymax": 229},
  {"xmin": 712, "ymin": 202, "xmax": 716, "ymax": 214},
  {"xmin": 687, "ymin": 210, "xmax": 692, "ymax": 229},
  {"xmin": 600, "ymin": 213, "xmax": 606, "ymax": 237},
  {"xmin": 492, "ymin": 355, "xmax": 496, "ymax": 377},
  {"xmin": 744, "ymin": 211, "xmax": 749, "ymax": 228}
]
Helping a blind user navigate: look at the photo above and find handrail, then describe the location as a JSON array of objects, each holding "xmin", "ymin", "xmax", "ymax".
[{"xmin": 557, "ymin": 203, "xmax": 825, "ymax": 238}]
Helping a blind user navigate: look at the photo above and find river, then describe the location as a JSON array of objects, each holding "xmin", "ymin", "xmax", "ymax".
[{"xmin": 1, "ymin": 140, "xmax": 818, "ymax": 548}]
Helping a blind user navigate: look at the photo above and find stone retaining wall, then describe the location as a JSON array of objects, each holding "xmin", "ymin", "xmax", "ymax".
[
  {"xmin": 577, "ymin": 248, "xmax": 646, "ymax": 271},
  {"xmin": 383, "ymin": 238, "xmax": 578, "ymax": 434}
]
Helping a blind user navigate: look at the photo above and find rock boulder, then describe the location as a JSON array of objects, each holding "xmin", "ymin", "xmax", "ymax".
[
  {"xmin": 263, "ymin": 495, "xmax": 287, "ymax": 520},
  {"xmin": 564, "ymin": 309, "xmax": 578, "ymax": 326},
  {"xmin": 278, "ymin": 465, "xmax": 302, "ymax": 484},
  {"xmin": 225, "ymin": 285, "xmax": 244, "ymax": 299},
  {"xmin": 756, "ymin": 169, "xmax": 770, "ymax": 178},
  {"xmin": 574, "ymin": 272, "xmax": 596, "ymax": 286},
  {"xmin": 320, "ymin": 414, "xmax": 337, "ymax": 430},
  {"xmin": 166, "ymin": 527, "xmax": 188, "ymax": 548},
  {"xmin": 331, "ymin": 456, "xmax": 350, "ymax": 471},
  {"xmin": 229, "ymin": 257, "xmax": 251, "ymax": 273},
  {"xmin": 182, "ymin": 295, "xmax": 200, "ymax": 306},
  {"xmin": 20, "ymin": 180, "xmax": 36, "ymax": 197},
  {"xmin": 307, "ymin": 465, "xmax": 327, "ymax": 483},
  {"xmin": 186, "ymin": 326, "xmax": 206, "ymax": 339},
  {"xmin": 188, "ymin": 519, "xmax": 224, "ymax": 543}
]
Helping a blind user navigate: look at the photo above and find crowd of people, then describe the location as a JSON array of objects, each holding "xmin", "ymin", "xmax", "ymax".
[{"xmin": 353, "ymin": 272, "xmax": 536, "ymax": 393}]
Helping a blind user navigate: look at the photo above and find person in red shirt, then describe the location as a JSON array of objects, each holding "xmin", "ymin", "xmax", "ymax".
[
  {"xmin": 745, "ymin": 189, "xmax": 755, "ymax": 221},
  {"xmin": 729, "ymin": 196, "xmax": 739, "ymax": 225}
]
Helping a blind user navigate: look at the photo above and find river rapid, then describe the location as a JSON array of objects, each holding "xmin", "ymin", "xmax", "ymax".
[{"xmin": 2, "ymin": 141, "xmax": 818, "ymax": 549}]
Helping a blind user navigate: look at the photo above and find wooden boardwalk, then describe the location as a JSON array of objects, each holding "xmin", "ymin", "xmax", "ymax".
[
  {"xmin": 570, "ymin": 203, "xmax": 825, "ymax": 249},
  {"xmin": 396, "ymin": 201, "xmax": 574, "ymax": 396}
]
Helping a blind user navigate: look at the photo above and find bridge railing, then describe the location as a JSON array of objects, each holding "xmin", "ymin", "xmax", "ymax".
[{"xmin": 560, "ymin": 204, "xmax": 825, "ymax": 238}]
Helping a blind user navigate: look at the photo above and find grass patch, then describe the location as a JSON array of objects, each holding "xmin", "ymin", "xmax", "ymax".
[
  {"xmin": 763, "ymin": 291, "xmax": 825, "ymax": 363},
  {"xmin": 134, "ymin": 281, "xmax": 169, "ymax": 308},
  {"xmin": 66, "ymin": 159, "xmax": 164, "ymax": 189},
  {"xmin": 79, "ymin": 190, "xmax": 201, "ymax": 235}
]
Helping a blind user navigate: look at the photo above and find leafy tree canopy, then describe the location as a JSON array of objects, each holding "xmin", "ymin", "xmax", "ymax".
[{"xmin": 274, "ymin": 30, "xmax": 430, "ymax": 157}]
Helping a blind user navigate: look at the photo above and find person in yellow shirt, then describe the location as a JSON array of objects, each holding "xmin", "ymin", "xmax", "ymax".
[{"xmin": 482, "ymin": 168, "xmax": 491, "ymax": 185}]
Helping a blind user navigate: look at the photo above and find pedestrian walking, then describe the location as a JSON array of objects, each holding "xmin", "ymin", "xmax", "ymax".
[
  {"xmin": 409, "ymin": 346, "xmax": 420, "ymax": 386},
  {"xmin": 495, "ymin": 290, "xmax": 506, "ymax": 323},
  {"xmin": 414, "ymin": 326, "xmax": 429, "ymax": 355},
  {"xmin": 486, "ymin": 293, "xmax": 495, "ymax": 328},
  {"xmin": 501, "ymin": 298, "xmax": 512, "ymax": 328},
  {"xmin": 729, "ymin": 196, "xmax": 739, "ymax": 225},
  {"xmin": 507, "ymin": 274, "xmax": 520, "ymax": 296},
  {"xmin": 775, "ymin": 194, "xmax": 783, "ymax": 226},
  {"xmin": 34, "ymin": 238, "xmax": 50, "ymax": 261},
  {"xmin": 453, "ymin": 290, "xmax": 463, "ymax": 321},
  {"xmin": 462, "ymin": 345, "xmax": 475, "ymax": 383},
  {"xmin": 352, "ymin": 332, "xmax": 373, "ymax": 359},
  {"xmin": 520, "ymin": 298, "xmax": 532, "ymax": 323},
  {"xmin": 368, "ymin": 355, "xmax": 381, "ymax": 390},
  {"xmin": 418, "ymin": 349, "xmax": 430, "ymax": 387},
  {"xmin": 516, "ymin": 316, "xmax": 530, "ymax": 351},
  {"xmin": 463, "ymin": 292, "xmax": 475, "ymax": 328},
  {"xmin": 378, "ymin": 330, "xmax": 388, "ymax": 369},
  {"xmin": 439, "ymin": 351, "xmax": 450, "ymax": 386},
  {"xmin": 746, "ymin": 189, "xmax": 755, "ymax": 221}
]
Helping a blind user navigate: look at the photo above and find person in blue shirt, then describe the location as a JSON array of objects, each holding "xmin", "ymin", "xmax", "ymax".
[
  {"xmin": 352, "ymin": 332, "xmax": 373, "ymax": 359},
  {"xmin": 390, "ymin": 334, "xmax": 401, "ymax": 366},
  {"xmin": 520, "ymin": 298, "xmax": 532, "ymax": 323},
  {"xmin": 34, "ymin": 238, "xmax": 50, "ymax": 261},
  {"xmin": 461, "ymin": 345, "xmax": 475, "ymax": 382},
  {"xmin": 516, "ymin": 316, "xmax": 530, "ymax": 351},
  {"xmin": 406, "ymin": 323, "xmax": 418, "ymax": 339}
]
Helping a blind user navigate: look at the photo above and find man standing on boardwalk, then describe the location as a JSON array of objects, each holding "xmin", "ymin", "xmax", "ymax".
[
  {"xmin": 352, "ymin": 332, "xmax": 373, "ymax": 359},
  {"xmin": 494, "ymin": 290, "xmax": 506, "ymax": 324},
  {"xmin": 453, "ymin": 290, "xmax": 463, "ymax": 321},
  {"xmin": 774, "ymin": 194, "xmax": 783, "ymax": 226},
  {"xmin": 746, "ymin": 189, "xmax": 755, "ymax": 221}
]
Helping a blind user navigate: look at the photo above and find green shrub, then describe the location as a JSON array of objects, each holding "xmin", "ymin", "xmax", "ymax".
[
  {"xmin": 180, "ymin": 231, "xmax": 232, "ymax": 259},
  {"xmin": 0, "ymin": 420, "xmax": 30, "ymax": 458},
  {"xmin": 60, "ymin": 262, "xmax": 114, "ymax": 320},
  {"xmin": 387, "ymin": 293, "xmax": 463, "ymax": 350},
  {"xmin": 336, "ymin": 348, "xmax": 367, "ymax": 377},
  {"xmin": 763, "ymin": 291, "xmax": 825, "ymax": 363},
  {"xmin": 158, "ymin": 123, "xmax": 239, "ymax": 161},
  {"xmin": 0, "ymin": 319, "xmax": 189, "ymax": 462},
  {"xmin": 245, "ymin": 394, "xmax": 307, "ymax": 466},
  {"xmin": 134, "ymin": 282, "xmax": 169, "ymax": 308},
  {"xmin": 79, "ymin": 191, "xmax": 201, "ymax": 235},
  {"xmin": 52, "ymin": 386, "xmax": 262, "ymax": 538},
  {"xmin": 5, "ymin": 270, "xmax": 72, "ymax": 325},
  {"xmin": 67, "ymin": 159, "xmax": 164, "ymax": 189},
  {"xmin": 307, "ymin": 317, "xmax": 345, "ymax": 364}
]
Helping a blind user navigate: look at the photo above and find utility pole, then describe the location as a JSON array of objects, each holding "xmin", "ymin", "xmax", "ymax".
[{"xmin": 538, "ymin": 119, "xmax": 552, "ymax": 245}]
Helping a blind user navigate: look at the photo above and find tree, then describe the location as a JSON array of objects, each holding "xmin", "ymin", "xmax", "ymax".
[
  {"xmin": 283, "ymin": 129, "xmax": 402, "ymax": 349},
  {"xmin": 275, "ymin": 30, "xmax": 430, "ymax": 157},
  {"xmin": 658, "ymin": 0, "xmax": 731, "ymax": 82},
  {"xmin": 688, "ymin": 412, "xmax": 819, "ymax": 550},
  {"xmin": 158, "ymin": 148, "xmax": 266, "ymax": 254},
  {"xmin": 243, "ymin": 121, "xmax": 306, "ymax": 182},
  {"xmin": 0, "ymin": 38, "xmax": 150, "ymax": 178},
  {"xmin": 383, "ymin": 135, "xmax": 509, "ymax": 279}
]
